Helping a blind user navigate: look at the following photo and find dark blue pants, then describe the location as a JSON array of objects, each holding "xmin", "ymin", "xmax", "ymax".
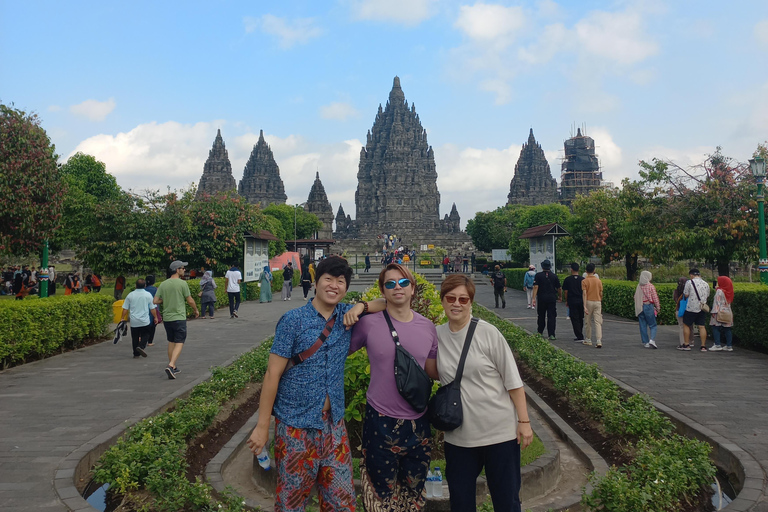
[
  {"xmin": 445, "ymin": 439, "xmax": 521, "ymax": 512},
  {"xmin": 228, "ymin": 292, "xmax": 240, "ymax": 316}
]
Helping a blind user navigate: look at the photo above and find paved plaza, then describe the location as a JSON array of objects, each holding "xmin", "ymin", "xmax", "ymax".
[{"xmin": 0, "ymin": 280, "xmax": 766, "ymax": 511}]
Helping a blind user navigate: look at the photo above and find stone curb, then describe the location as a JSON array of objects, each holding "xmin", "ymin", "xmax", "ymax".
[
  {"xmin": 603, "ymin": 375, "xmax": 766, "ymax": 512},
  {"xmin": 54, "ymin": 351, "xmax": 247, "ymax": 511}
]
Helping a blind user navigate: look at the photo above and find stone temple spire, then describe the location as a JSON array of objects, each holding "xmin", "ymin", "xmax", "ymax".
[
  {"xmin": 238, "ymin": 130, "xmax": 287, "ymax": 207},
  {"xmin": 196, "ymin": 129, "xmax": 237, "ymax": 199},
  {"xmin": 507, "ymin": 128, "xmax": 558, "ymax": 206},
  {"xmin": 305, "ymin": 172, "xmax": 334, "ymax": 239},
  {"xmin": 350, "ymin": 76, "xmax": 442, "ymax": 239}
]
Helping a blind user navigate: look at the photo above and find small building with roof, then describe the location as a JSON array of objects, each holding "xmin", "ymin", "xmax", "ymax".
[{"xmin": 519, "ymin": 223, "xmax": 570, "ymax": 271}]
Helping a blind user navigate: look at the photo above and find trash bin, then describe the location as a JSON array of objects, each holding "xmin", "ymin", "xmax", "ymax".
[{"xmin": 112, "ymin": 300, "xmax": 125, "ymax": 323}]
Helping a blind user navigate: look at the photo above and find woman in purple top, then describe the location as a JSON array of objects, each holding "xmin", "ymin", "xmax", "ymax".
[{"xmin": 350, "ymin": 263, "xmax": 439, "ymax": 511}]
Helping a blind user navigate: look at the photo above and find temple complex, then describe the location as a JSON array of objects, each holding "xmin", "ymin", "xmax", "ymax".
[
  {"xmin": 560, "ymin": 128, "xmax": 602, "ymax": 206},
  {"xmin": 238, "ymin": 130, "xmax": 287, "ymax": 207},
  {"xmin": 304, "ymin": 172, "xmax": 334, "ymax": 239},
  {"xmin": 507, "ymin": 129, "xmax": 559, "ymax": 206},
  {"xmin": 196, "ymin": 129, "xmax": 237, "ymax": 198},
  {"xmin": 334, "ymin": 77, "xmax": 471, "ymax": 250}
]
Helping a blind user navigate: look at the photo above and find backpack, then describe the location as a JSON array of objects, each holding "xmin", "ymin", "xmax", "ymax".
[{"xmin": 493, "ymin": 272, "xmax": 505, "ymax": 289}]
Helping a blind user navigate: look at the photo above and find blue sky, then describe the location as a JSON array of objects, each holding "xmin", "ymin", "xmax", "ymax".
[{"xmin": 2, "ymin": 0, "xmax": 767, "ymax": 228}]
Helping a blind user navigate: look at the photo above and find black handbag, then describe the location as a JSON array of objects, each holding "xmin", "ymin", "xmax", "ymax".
[
  {"xmin": 428, "ymin": 318, "xmax": 479, "ymax": 431},
  {"xmin": 383, "ymin": 311, "xmax": 432, "ymax": 413}
]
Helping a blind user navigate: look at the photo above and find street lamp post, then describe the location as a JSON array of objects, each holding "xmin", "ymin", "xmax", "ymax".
[
  {"xmin": 749, "ymin": 156, "xmax": 768, "ymax": 285},
  {"xmin": 294, "ymin": 202, "xmax": 307, "ymax": 253}
]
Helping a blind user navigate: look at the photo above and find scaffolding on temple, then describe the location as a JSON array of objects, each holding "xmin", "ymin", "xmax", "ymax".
[{"xmin": 559, "ymin": 126, "xmax": 603, "ymax": 207}]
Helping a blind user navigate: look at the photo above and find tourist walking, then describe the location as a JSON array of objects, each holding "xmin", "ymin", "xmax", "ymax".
[
  {"xmin": 709, "ymin": 276, "xmax": 734, "ymax": 352},
  {"xmin": 246, "ymin": 257, "xmax": 386, "ymax": 512},
  {"xmin": 281, "ymin": 262, "xmax": 294, "ymax": 301},
  {"xmin": 462, "ymin": 253, "xmax": 469, "ymax": 272},
  {"xmin": 225, "ymin": 264, "xmax": 242, "ymax": 318},
  {"xmin": 91, "ymin": 273, "xmax": 102, "ymax": 293},
  {"xmin": 561, "ymin": 263, "xmax": 584, "ymax": 342},
  {"xmin": 454, "ymin": 254, "xmax": 462, "ymax": 273},
  {"xmin": 680, "ymin": 268, "xmax": 710, "ymax": 352},
  {"xmin": 199, "ymin": 270, "xmax": 217, "ymax": 319},
  {"xmin": 120, "ymin": 278, "xmax": 160, "ymax": 358},
  {"xmin": 300, "ymin": 264, "xmax": 312, "ymax": 300},
  {"xmin": 364, "ymin": 253, "xmax": 371, "ymax": 273},
  {"xmin": 673, "ymin": 277, "xmax": 687, "ymax": 348},
  {"xmin": 532, "ymin": 259, "xmax": 560, "ymax": 340},
  {"xmin": 442, "ymin": 255, "xmax": 450, "ymax": 274},
  {"xmin": 154, "ymin": 261, "xmax": 199, "ymax": 379},
  {"xmin": 490, "ymin": 265, "xmax": 507, "ymax": 308},
  {"xmin": 523, "ymin": 264, "xmax": 536, "ymax": 309},
  {"xmin": 259, "ymin": 265, "xmax": 273, "ymax": 303},
  {"xmin": 635, "ymin": 271, "xmax": 660, "ymax": 349},
  {"xmin": 48, "ymin": 265, "xmax": 56, "ymax": 294},
  {"xmin": 145, "ymin": 275, "xmax": 159, "ymax": 346},
  {"xmin": 436, "ymin": 274, "xmax": 533, "ymax": 512},
  {"xmin": 350, "ymin": 263, "xmax": 438, "ymax": 511},
  {"xmin": 114, "ymin": 275, "xmax": 126, "ymax": 300},
  {"xmin": 582, "ymin": 263, "xmax": 603, "ymax": 348}
]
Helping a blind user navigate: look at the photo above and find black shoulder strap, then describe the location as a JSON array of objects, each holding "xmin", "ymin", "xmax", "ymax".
[
  {"xmin": 382, "ymin": 310, "xmax": 400, "ymax": 346},
  {"xmin": 691, "ymin": 280, "xmax": 702, "ymax": 302},
  {"xmin": 453, "ymin": 318, "xmax": 479, "ymax": 388}
]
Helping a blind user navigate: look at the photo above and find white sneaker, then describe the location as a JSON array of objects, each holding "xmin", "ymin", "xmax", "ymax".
[
  {"xmin": 648, "ymin": 340, "xmax": 657, "ymax": 349},
  {"xmin": 283, "ymin": 298, "xmax": 287, "ymax": 301},
  {"xmin": 643, "ymin": 343, "xmax": 650, "ymax": 348},
  {"xmin": 709, "ymin": 345, "xmax": 723, "ymax": 351},
  {"xmin": 288, "ymin": 297, "xmax": 291, "ymax": 301},
  {"xmin": 724, "ymin": 346, "xmax": 733, "ymax": 352}
]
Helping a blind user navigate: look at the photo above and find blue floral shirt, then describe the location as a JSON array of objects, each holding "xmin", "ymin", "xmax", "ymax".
[{"xmin": 271, "ymin": 299, "xmax": 354, "ymax": 430}]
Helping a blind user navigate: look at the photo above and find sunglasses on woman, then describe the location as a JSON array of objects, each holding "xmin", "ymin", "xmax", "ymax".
[
  {"xmin": 444, "ymin": 295, "xmax": 470, "ymax": 305},
  {"xmin": 383, "ymin": 278, "xmax": 412, "ymax": 289}
]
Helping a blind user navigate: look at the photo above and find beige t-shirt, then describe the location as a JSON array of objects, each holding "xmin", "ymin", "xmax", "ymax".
[{"xmin": 436, "ymin": 319, "xmax": 524, "ymax": 448}]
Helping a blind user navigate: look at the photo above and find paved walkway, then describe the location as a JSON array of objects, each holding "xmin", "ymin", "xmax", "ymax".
[{"xmin": 472, "ymin": 283, "xmax": 768, "ymax": 510}]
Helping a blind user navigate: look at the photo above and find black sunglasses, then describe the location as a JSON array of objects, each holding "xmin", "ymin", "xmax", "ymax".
[{"xmin": 384, "ymin": 278, "xmax": 412, "ymax": 289}]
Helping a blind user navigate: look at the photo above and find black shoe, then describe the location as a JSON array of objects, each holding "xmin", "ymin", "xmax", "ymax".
[
  {"xmin": 165, "ymin": 366, "xmax": 176, "ymax": 380},
  {"xmin": 136, "ymin": 347, "xmax": 147, "ymax": 358},
  {"xmin": 172, "ymin": 366, "xmax": 180, "ymax": 374},
  {"xmin": 502, "ymin": 304, "xmax": 506, "ymax": 309}
]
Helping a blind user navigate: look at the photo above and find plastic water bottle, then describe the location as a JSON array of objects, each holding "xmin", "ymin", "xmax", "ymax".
[
  {"xmin": 433, "ymin": 467, "xmax": 443, "ymax": 497},
  {"xmin": 256, "ymin": 447, "xmax": 271, "ymax": 470},
  {"xmin": 425, "ymin": 470, "xmax": 434, "ymax": 498}
]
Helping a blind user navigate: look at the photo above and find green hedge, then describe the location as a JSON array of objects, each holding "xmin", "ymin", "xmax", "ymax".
[{"xmin": 0, "ymin": 294, "xmax": 114, "ymax": 367}]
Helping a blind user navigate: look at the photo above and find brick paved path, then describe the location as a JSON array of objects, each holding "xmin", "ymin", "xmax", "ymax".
[{"xmin": 473, "ymin": 283, "xmax": 768, "ymax": 510}]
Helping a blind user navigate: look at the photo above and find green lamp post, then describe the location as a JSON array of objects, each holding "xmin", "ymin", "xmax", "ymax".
[{"xmin": 749, "ymin": 155, "xmax": 768, "ymax": 285}]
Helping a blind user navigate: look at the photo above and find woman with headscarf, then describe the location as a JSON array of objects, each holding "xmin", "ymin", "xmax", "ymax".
[
  {"xmin": 634, "ymin": 271, "xmax": 660, "ymax": 349},
  {"xmin": 673, "ymin": 277, "xmax": 688, "ymax": 348},
  {"xmin": 709, "ymin": 276, "xmax": 734, "ymax": 352},
  {"xmin": 259, "ymin": 265, "xmax": 273, "ymax": 303},
  {"xmin": 199, "ymin": 270, "xmax": 217, "ymax": 319}
]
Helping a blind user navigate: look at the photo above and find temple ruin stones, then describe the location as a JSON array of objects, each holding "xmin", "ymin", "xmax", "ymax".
[
  {"xmin": 238, "ymin": 130, "xmax": 287, "ymax": 207},
  {"xmin": 507, "ymin": 129, "xmax": 559, "ymax": 206},
  {"xmin": 305, "ymin": 172, "xmax": 334, "ymax": 239},
  {"xmin": 196, "ymin": 129, "xmax": 237, "ymax": 199}
]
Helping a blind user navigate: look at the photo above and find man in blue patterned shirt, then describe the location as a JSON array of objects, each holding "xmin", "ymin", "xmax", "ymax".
[{"xmin": 248, "ymin": 256, "xmax": 385, "ymax": 512}]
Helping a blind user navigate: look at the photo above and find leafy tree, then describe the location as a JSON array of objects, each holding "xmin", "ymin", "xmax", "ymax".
[
  {"xmin": 60, "ymin": 152, "xmax": 121, "ymax": 201},
  {"xmin": 262, "ymin": 204, "xmax": 323, "ymax": 242},
  {"xmin": 638, "ymin": 148, "xmax": 759, "ymax": 277},
  {"xmin": 508, "ymin": 203, "xmax": 574, "ymax": 265},
  {"xmin": 0, "ymin": 104, "xmax": 64, "ymax": 257},
  {"xmin": 466, "ymin": 205, "xmax": 526, "ymax": 253}
]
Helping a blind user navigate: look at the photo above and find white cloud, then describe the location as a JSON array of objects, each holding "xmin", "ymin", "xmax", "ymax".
[
  {"xmin": 319, "ymin": 102, "xmax": 360, "ymax": 121},
  {"xmin": 69, "ymin": 98, "xmax": 116, "ymax": 121},
  {"xmin": 574, "ymin": 10, "xmax": 658, "ymax": 65},
  {"xmin": 479, "ymin": 80, "xmax": 512, "ymax": 105},
  {"xmin": 244, "ymin": 14, "xmax": 323, "ymax": 49},
  {"xmin": 587, "ymin": 127, "xmax": 624, "ymax": 183},
  {"xmin": 454, "ymin": 3, "xmax": 526, "ymax": 45},
  {"xmin": 755, "ymin": 19, "xmax": 768, "ymax": 46},
  {"xmin": 517, "ymin": 23, "xmax": 567, "ymax": 64},
  {"xmin": 48, "ymin": 105, "xmax": 61, "ymax": 112},
  {"xmin": 348, "ymin": 0, "xmax": 438, "ymax": 25}
]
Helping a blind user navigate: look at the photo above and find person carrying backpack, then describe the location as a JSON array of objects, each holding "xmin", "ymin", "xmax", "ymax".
[{"xmin": 490, "ymin": 265, "xmax": 507, "ymax": 309}]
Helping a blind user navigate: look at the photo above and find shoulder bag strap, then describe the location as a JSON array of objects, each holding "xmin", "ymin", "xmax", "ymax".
[
  {"xmin": 691, "ymin": 280, "xmax": 702, "ymax": 302},
  {"xmin": 287, "ymin": 315, "xmax": 336, "ymax": 368},
  {"xmin": 453, "ymin": 318, "xmax": 479, "ymax": 388},
  {"xmin": 382, "ymin": 310, "xmax": 400, "ymax": 346}
]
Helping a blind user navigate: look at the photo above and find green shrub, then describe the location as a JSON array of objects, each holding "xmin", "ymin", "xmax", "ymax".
[{"xmin": 0, "ymin": 294, "xmax": 113, "ymax": 367}]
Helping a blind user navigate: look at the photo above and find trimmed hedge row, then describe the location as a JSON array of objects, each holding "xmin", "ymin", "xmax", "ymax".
[
  {"xmin": 94, "ymin": 338, "xmax": 273, "ymax": 512},
  {"xmin": 0, "ymin": 294, "xmax": 114, "ymax": 367},
  {"xmin": 504, "ymin": 268, "xmax": 768, "ymax": 350},
  {"xmin": 473, "ymin": 304, "xmax": 716, "ymax": 511}
]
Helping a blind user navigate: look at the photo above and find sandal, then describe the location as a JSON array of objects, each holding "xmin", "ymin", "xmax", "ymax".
[
  {"xmin": 676, "ymin": 344, "xmax": 691, "ymax": 351},
  {"xmin": 700, "ymin": 346, "xmax": 708, "ymax": 352}
]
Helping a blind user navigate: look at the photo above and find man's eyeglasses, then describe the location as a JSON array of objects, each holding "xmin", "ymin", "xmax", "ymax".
[
  {"xmin": 384, "ymin": 278, "xmax": 412, "ymax": 289},
  {"xmin": 444, "ymin": 295, "xmax": 470, "ymax": 305}
]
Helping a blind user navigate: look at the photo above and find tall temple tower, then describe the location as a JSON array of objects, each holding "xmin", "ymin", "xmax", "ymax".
[
  {"xmin": 507, "ymin": 129, "xmax": 558, "ymax": 206},
  {"xmin": 196, "ymin": 129, "xmax": 237, "ymax": 199},
  {"xmin": 560, "ymin": 128, "xmax": 602, "ymax": 207},
  {"xmin": 305, "ymin": 172, "xmax": 334, "ymax": 239},
  {"xmin": 238, "ymin": 130, "xmax": 287, "ymax": 207},
  {"xmin": 341, "ymin": 76, "xmax": 448, "ymax": 243}
]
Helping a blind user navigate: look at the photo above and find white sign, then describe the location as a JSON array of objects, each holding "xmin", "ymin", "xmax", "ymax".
[
  {"xmin": 314, "ymin": 248, "xmax": 324, "ymax": 261},
  {"xmin": 244, "ymin": 238, "xmax": 269, "ymax": 282},
  {"xmin": 492, "ymin": 249, "xmax": 511, "ymax": 261}
]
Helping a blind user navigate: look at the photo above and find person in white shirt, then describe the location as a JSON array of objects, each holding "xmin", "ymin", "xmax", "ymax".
[
  {"xmin": 224, "ymin": 264, "xmax": 243, "ymax": 319},
  {"xmin": 680, "ymin": 268, "xmax": 710, "ymax": 352}
]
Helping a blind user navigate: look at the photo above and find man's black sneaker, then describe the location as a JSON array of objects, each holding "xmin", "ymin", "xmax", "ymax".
[
  {"xmin": 502, "ymin": 304, "xmax": 506, "ymax": 309},
  {"xmin": 136, "ymin": 347, "xmax": 147, "ymax": 358},
  {"xmin": 172, "ymin": 366, "xmax": 180, "ymax": 374},
  {"xmin": 165, "ymin": 366, "xmax": 176, "ymax": 380}
]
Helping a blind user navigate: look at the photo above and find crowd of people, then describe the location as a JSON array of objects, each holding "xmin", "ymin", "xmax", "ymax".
[{"xmin": 1, "ymin": 265, "xmax": 106, "ymax": 299}]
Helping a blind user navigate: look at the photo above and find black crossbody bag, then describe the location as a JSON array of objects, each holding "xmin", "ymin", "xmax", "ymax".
[
  {"xmin": 383, "ymin": 311, "xmax": 432, "ymax": 413},
  {"xmin": 428, "ymin": 317, "xmax": 479, "ymax": 431}
]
